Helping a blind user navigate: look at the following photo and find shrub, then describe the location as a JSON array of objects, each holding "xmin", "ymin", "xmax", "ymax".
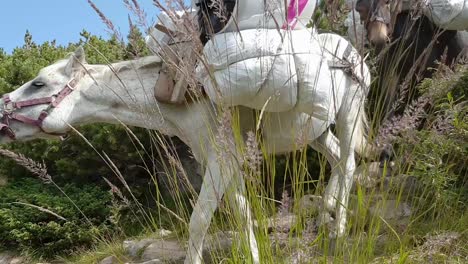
[
  {"xmin": 0, "ymin": 178, "xmax": 113, "ymax": 257},
  {"xmin": 386, "ymin": 67, "xmax": 468, "ymax": 216}
]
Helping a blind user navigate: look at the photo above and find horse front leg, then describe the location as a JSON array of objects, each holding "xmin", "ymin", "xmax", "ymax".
[
  {"xmin": 185, "ymin": 152, "xmax": 235, "ymax": 264},
  {"xmin": 310, "ymin": 130, "xmax": 341, "ymax": 224},
  {"xmin": 332, "ymin": 94, "xmax": 362, "ymax": 238}
]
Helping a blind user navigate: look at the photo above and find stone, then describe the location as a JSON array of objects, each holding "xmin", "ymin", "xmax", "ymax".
[
  {"xmin": 123, "ymin": 238, "xmax": 159, "ymax": 258},
  {"xmin": 369, "ymin": 199, "xmax": 412, "ymax": 232},
  {"xmin": 132, "ymin": 260, "xmax": 162, "ymax": 264},
  {"xmin": 0, "ymin": 255, "xmax": 25, "ymax": 264},
  {"xmin": 0, "ymin": 253, "xmax": 12, "ymax": 264},
  {"xmin": 156, "ymin": 229, "xmax": 172, "ymax": 238},
  {"xmin": 199, "ymin": 231, "xmax": 237, "ymax": 263},
  {"xmin": 9, "ymin": 257, "xmax": 24, "ymax": 264},
  {"xmin": 382, "ymin": 175, "xmax": 421, "ymax": 195},
  {"xmin": 265, "ymin": 213, "xmax": 297, "ymax": 233},
  {"xmin": 141, "ymin": 239, "xmax": 185, "ymax": 263},
  {"xmin": 204, "ymin": 231, "xmax": 235, "ymax": 252},
  {"xmin": 296, "ymin": 195, "xmax": 322, "ymax": 216},
  {"xmin": 370, "ymin": 200, "xmax": 412, "ymax": 220},
  {"xmin": 122, "ymin": 230, "xmax": 176, "ymax": 260},
  {"xmin": 354, "ymin": 162, "xmax": 391, "ymax": 188},
  {"xmin": 99, "ymin": 256, "xmax": 118, "ymax": 264}
]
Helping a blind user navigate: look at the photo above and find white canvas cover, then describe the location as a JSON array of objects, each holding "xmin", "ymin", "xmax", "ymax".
[
  {"xmin": 196, "ymin": 29, "xmax": 299, "ymax": 112},
  {"xmin": 423, "ymin": 0, "xmax": 468, "ymax": 30},
  {"xmin": 400, "ymin": 0, "xmax": 468, "ymax": 30},
  {"xmin": 196, "ymin": 28, "xmax": 360, "ymax": 118}
]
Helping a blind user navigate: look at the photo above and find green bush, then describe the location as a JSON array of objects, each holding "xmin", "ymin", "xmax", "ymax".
[
  {"xmin": 0, "ymin": 178, "xmax": 113, "ymax": 257},
  {"xmin": 391, "ymin": 68, "xmax": 468, "ymax": 216}
]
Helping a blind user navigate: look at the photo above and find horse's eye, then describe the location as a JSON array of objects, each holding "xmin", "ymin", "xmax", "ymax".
[{"xmin": 32, "ymin": 81, "xmax": 45, "ymax": 88}]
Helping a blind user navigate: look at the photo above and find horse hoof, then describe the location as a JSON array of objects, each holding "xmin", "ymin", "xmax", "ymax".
[
  {"xmin": 318, "ymin": 212, "xmax": 334, "ymax": 227},
  {"xmin": 329, "ymin": 230, "xmax": 338, "ymax": 239},
  {"xmin": 379, "ymin": 144, "xmax": 394, "ymax": 167}
]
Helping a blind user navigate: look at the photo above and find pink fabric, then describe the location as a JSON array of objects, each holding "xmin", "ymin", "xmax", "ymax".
[{"xmin": 282, "ymin": 0, "xmax": 309, "ymax": 29}]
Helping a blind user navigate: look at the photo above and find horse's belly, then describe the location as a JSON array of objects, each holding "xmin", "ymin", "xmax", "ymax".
[{"xmin": 261, "ymin": 111, "xmax": 329, "ymax": 153}]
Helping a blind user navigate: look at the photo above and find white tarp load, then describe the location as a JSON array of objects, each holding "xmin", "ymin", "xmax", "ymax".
[
  {"xmin": 196, "ymin": 29, "xmax": 362, "ymax": 119},
  {"xmin": 423, "ymin": 0, "xmax": 468, "ymax": 30},
  {"xmin": 196, "ymin": 29, "xmax": 302, "ymax": 112},
  {"xmin": 344, "ymin": 0, "xmax": 468, "ymax": 47},
  {"xmin": 399, "ymin": 0, "xmax": 468, "ymax": 30}
]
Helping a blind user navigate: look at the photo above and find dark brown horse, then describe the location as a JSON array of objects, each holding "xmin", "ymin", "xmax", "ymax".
[{"xmin": 355, "ymin": 0, "xmax": 467, "ymax": 118}]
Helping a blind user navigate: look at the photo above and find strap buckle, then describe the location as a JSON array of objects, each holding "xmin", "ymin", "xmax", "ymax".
[{"xmin": 4, "ymin": 101, "xmax": 15, "ymax": 113}]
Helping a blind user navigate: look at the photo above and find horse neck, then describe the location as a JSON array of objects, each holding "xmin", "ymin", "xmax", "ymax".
[
  {"xmin": 382, "ymin": 13, "xmax": 435, "ymax": 75},
  {"xmin": 81, "ymin": 56, "xmax": 216, "ymax": 161},
  {"xmin": 392, "ymin": 11, "xmax": 460, "ymax": 72}
]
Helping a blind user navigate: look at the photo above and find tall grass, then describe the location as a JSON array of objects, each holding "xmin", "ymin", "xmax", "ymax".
[{"xmin": 0, "ymin": 0, "xmax": 466, "ymax": 263}]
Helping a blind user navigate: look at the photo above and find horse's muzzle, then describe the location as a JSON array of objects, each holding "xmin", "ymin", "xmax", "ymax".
[{"xmin": 367, "ymin": 21, "xmax": 390, "ymax": 50}]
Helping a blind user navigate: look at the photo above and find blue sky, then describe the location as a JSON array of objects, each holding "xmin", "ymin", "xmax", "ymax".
[{"xmin": 0, "ymin": 0, "xmax": 160, "ymax": 54}]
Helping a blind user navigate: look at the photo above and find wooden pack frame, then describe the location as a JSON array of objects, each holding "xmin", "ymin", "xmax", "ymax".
[{"xmin": 154, "ymin": 24, "xmax": 200, "ymax": 104}]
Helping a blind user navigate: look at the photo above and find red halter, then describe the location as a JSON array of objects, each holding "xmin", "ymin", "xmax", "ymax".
[{"xmin": 0, "ymin": 78, "xmax": 79, "ymax": 139}]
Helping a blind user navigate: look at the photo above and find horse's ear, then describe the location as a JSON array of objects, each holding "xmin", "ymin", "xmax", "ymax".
[
  {"xmin": 65, "ymin": 46, "xmax": 86, "ymax": 76},
  {"xmin": 74, "ymin": 46, "xmax": 86, "ymax": 63}
]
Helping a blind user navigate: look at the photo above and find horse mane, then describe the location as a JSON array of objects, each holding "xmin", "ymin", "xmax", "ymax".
[
  {"xmin": 392, "ymin": 11, "xmax": 463, "ymax": 71},
  {"xmin": 110, "ymin": 55, "xmax": 162, "ymax": 73}
]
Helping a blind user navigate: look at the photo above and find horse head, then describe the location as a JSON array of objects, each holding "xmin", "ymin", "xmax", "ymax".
[
  {"xmin": 356, "ymin": 0, "xmax": 402, "ymax": 50},
  {"xmin": 0, "ymin": 47, "xmax": 171, "ymax": 144},
  {"xmin": 0, "ymin": 47, "xmax": 92, "ymax": 143}
]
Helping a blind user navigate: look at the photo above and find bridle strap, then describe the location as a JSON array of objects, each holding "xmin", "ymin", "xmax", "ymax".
[
  {"xmin": 51, "ymin": 79, "xmax": 77, "ymax": 107},
  {"xmin": 0, "ymin": 78, "xmax": 80, "ymax": 139},
  {"xmin": 7, "ymin": 96, "xmax": 54, "ymax": 109}
]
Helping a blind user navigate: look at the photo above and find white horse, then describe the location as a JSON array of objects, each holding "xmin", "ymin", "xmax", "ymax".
[{"xmin": 0, "ymin": 34, "xmax": 373, "ymax": 263}]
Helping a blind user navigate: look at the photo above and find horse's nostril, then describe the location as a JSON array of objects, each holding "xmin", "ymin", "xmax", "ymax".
[{"xmin": 370, "ymin": 38, "xmax": 386, "ymax": 46}]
